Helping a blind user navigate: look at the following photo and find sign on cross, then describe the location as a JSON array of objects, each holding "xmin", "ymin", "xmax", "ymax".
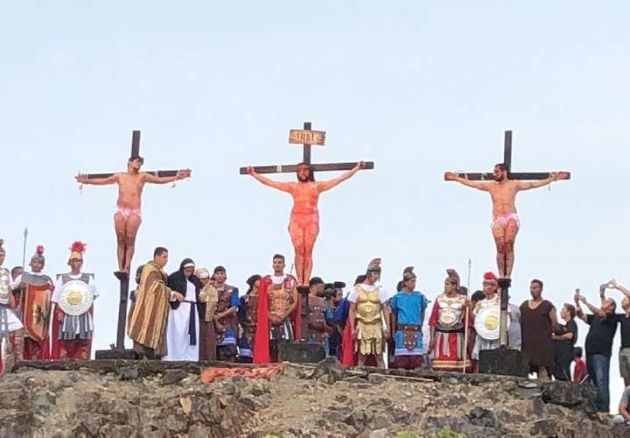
[
  {"xmin": 445, "ymin": 130, "xmax": 571, "ymax": 181},
  {"xmin": 239, "ymin": 122, "xmax": 375, "ymax": 175}
]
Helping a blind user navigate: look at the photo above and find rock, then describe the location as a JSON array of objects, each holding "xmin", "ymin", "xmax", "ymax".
[
  {"xmin": 250, "ymin": 384, "xmax": 266, "ymax": 397},
  {"xmin": 180, "ymin": 396, "xmax": 193, "ymax": 415},
  {"xmin": 367, "ymin": 374, "xmax": 386, "ymax": 385},
  {"xmin": 345, "ymin": 376, "xmax": 366, "ymax": 384},
  {"xmin": 531, "ymin": 419, "xmax": 556, "ymax": 436},
  {"xmin": 368, "ymin": 428, "xmax": 389, "ymax": 438},
  {"xmin": 541, "ymin": 381, "xmax": 598, "ymax": 414},
  {"xmin": 164, "ymin": 413, "xmax": 188, "ymax": 433},
  {"xmin": 467, "ymin": 407, "xmax": 496, "ymax": 428},
  {"xmin": 160, "ymin": 369, "xmax": 188, "ymax": 385},
  {"xmin": 118, "ymin": 366, "xmax": 140, "ymax": 381},
  {"xmin": 371, "ymin": 413, "xmax": 393, "ymax": 430},
  {"xmin": 68, "ymin": 371, "xmax": 81, "ymax": 383},
  {"xmin": 335, "ymin": 394, "xmax": 349, "ymax": 403},
  {"xmin": 311, "ymin": 356, "xmax": 347, "ymax": 383}
]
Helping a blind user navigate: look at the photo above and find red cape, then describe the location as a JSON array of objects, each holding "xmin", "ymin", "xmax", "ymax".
[
  {"xmin": 253, "ymin": 275, "xmax": 301, "ymax": 364},
  {"xmin": 340, "ymin": 321, "xmax": 355, "ymax": 366}
]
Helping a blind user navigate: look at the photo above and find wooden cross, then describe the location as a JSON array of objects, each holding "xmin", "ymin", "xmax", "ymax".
[
  {"xmin": 87, "ymin": 130, "xmax": 180, "ymax": 357},
  {"xmin": 239, "ymin": 122, "xmax": 374, "ymax": 175},
  {"xmin": 85, "ymin": 130, "xmax": 181, "ymax": 179},
  {"xmin": 445, "ymin": 130, "xmax": 571, "ymax": 181}
]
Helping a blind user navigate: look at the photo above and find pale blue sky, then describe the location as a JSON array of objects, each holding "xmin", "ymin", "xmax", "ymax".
[{"xmin": 2, "ymin": 1, "xmax": 629, "ymax": 403}]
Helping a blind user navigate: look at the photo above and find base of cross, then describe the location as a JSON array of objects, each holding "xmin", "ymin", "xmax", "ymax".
[
  {"xmin": 95, "ymin": 270, "xmax": 138, "ymax": 360},
  {"xmin": 278, "ymin": 342, "xmax": 326, "ymax": 363},
  {"xmin": 478, "ymin": 346, "xmax": 530, "ymax": 377}
]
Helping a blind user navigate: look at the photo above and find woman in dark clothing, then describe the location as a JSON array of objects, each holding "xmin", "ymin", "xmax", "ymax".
[
  {"xmin": 552, "ymin": 303, "xmax": 578, "ymax": 381},
  {"xmin": 520, "ymin": 279, "xmax": 557, "ymax": 381}
]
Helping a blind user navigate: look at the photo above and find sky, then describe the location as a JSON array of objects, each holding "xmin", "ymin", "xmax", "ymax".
[{"xmin": 1, "ymin": 1, "xmax": 629, "ymax": 406}]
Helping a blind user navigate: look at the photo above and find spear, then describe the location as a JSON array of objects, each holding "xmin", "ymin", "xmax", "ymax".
[{"xmin": 21, "ymin": 228, "xmax": 28, "ymax": 270}]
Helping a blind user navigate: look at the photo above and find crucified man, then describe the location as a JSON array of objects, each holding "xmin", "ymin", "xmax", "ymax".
[
  {"xmin": 445, "ymin": 163, "xmax": 560, "ymax": 278},
  {"xmin": 247, "ymin": 161, "xmax": 366, "ymax": 286},
  {"xmin": 76, "ymin": 156, "xmax": 191, "ymax": 274}
]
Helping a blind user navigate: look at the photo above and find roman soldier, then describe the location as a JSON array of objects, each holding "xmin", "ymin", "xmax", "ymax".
[
  {"xmin": 12, "ymin": 245, "xmax": 54, "ymax": 360},
  {"xmin": 50, "ymin": 241, "xmax": 98, "ymax": 360},
  {"xmin": 0, "ymin": 239, "xmax": 24, "ymax": 373}
]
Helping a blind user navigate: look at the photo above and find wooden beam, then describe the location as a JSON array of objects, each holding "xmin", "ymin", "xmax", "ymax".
[
  {"xmin": 86, "ymin": 170, "xmax": 180, "ymax": 179},
  {"xmin": 239, "ymin": 161, "xmax": 374, "ymax": 175},
  {"xmin": 445, "ymin": 171, "xmax": 571, "ymax": 181}
]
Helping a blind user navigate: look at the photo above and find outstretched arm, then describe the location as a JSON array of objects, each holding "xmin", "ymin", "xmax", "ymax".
[
  {"xmin": 317, "ymin": 162, "xmax": 365, "ymax": 192},
  {"xmin": 76, "ymin": 173, "xmax": 119, "ymax": 186},
  {"xmin": 613, "ymin": 281, "xmax": 630, "ymax": 301},
  {"xmin": 517, "ymin": 173, "xmax": 559, "ymax": 191},
  {"xmin": 246, "ymin": 167, "xmax": 292, "ymax": 193},
  {"xmin": 144, "ymin": 169, "xmax": 191, "ymax": 185},
  {"xmin": 444, "ymin": 172, "xmax": 491, "ymax": 191}
]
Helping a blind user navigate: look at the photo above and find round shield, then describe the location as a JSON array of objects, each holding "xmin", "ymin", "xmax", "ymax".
[
  {"xmin": 58, "ymin": 280, "xmax": 93, "ymax": 316},
  {"xmin": 475, "ymin": 305, "xmax": 510, "ymax": 340}
]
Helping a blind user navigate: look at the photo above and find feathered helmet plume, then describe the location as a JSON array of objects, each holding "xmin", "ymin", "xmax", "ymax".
[
  {"xmin": 482, "ymin": 271, "xmax": 498, "ymax": 284},
  {"xmin": 30, "ymin": 245, "xmax": 45, "ymax": 264},
  {"xmin": 69, "ymin": 241, "xmax": 87, "ymax": 263}
]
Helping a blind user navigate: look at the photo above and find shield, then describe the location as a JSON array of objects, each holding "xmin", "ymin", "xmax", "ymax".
[
  {"xmin": 475, "ymin": 304, "xmax": 510, "ymax": 341},
  {"xmin": 23, "ymin": 283, "xmax": 52, "ymax": 343},
  {"xmin": 58, "ymin": 280, "xmax": 93, "ymax": 316}
]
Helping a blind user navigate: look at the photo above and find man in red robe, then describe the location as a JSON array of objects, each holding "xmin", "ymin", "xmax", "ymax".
[
  {"xmin": 253, "ymin": 254, "xmax": 299, "ymax": 363},
  {"xmin": 50, "ymin": 242, "xmax": 98, "ymax": 360}
]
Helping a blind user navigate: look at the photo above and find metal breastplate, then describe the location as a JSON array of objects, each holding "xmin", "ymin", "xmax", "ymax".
[
  {"xmin": 436, "ymin": 294, "xmax": 465, "ymax": 330},
  {"xmin": 356, "ymin": 288, "xmax": 382, "ymax": 323},
  {"xmin": 269, "ymin": 284, "xmax": 292, "ymax": 320}
]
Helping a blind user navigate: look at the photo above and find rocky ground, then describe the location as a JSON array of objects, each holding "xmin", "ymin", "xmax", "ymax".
[{"xmin": 0, "ymin": 358, "xmax": 627, "ymax": 438}]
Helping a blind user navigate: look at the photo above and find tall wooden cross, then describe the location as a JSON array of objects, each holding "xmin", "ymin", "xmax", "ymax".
[
  {"xmin": 89, "ymin": 130, "xmax": 181, "ymax": 358},
  {"xmin": 239, "ymin": 121, "xmax": 375, "ymax": 175},
  {"xmin": 445, "ymin": 130, "xmax": 570, "ymax": 348},
  {"xmin": 445, "ymin": 130, "xmax": 571, "ymax": 181}
]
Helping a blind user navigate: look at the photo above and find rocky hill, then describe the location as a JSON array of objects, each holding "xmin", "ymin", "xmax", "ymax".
[{"xmin": 0, "ymin": 358, "xmax": 626, "ymax": 438}]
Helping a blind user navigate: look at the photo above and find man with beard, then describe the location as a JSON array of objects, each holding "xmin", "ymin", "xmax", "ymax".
[
  {"xmin": 246, "ymin": 162, "xmax": 366, "ymax": 286},
  {"xmin": 348, "ymin": 259, "xmax": 390, "ymax": 368},
  {"xmin": 212, "ymin": 266, "xmax": 240, "ymax": 362},
  {"xmin": 76, "ymin": 156, "xmax": 191, "ymax": 275},
  {"xmin": 128, "ymin": 247, "xmax": 181, "ymax": 359},
  {"xmin": 50, "ymin": 241, "xmax": 98, "ymax": 360},
  {"xmin": 196, "ymin": 267, "xmax": 218, "ymax": 361},
  {"xmin": 12, "ymin": 246, "xmax": 54, "ymax": 360},
  {"xmin": 445, "ymin": 164, "xmax": 561, "ymax": 278},
  {"xmin": 253, "ymin": 254, "xmax": 299, "ymax": 363},
  {"xmin": 164, "ymin": 258, "xmax": 202, "ymax": 361}
]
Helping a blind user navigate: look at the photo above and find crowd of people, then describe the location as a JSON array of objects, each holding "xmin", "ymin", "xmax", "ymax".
[{"xmin": 1, "ymin": 242, "xmax": 630, "ymax": 423}]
